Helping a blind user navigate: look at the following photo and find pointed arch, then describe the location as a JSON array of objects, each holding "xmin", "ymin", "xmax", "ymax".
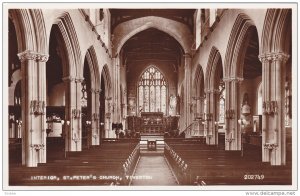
[
  {"xmin": 101, "ymin": 64, "xmax": 112, "ymax": 97},
  {"xmin": 193, "ymin": 65, "xmax": 205, "ymax": 98},
  {"xmin": 9, "ymin": 9, "xmax": 47, "ymax": 53},
  {"xmin": 224, "ymin": 13, "xmax": 256, "ymax": 78},
  {"xmin": 54, "ymin": 13, "xmax": 82, "ymax": 78},
  {"xmin": 85, "ymin": 46, "xmax": 100, "ymax": 91},
  {"xmin": 205, "ymin": 46, "xmax": 223, "ymax": 91},
  {"xmin": 137, "ymin": 64, "xmax": 168, "ymax": 85},
  {"xmin": 261, "ymin": 9, "xmax": 291, "ymax": 54},
  {"xmin": 113, "ymin": 16, "xmax": 192, "ymax": 55}
]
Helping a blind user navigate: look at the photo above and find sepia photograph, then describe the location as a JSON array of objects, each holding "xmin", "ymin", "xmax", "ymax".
[{"xmin": 2, "ymin": 1, "xmax": 298, "ymax": 194}]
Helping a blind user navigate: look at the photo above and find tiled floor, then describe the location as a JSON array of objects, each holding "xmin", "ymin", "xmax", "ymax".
[{"xmin": 130, "ymin": 155, "xmax": 178, "ymax": 186}]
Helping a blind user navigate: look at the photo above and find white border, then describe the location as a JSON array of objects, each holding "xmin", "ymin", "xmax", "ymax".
[{"xmin": 1, "ymin": 1, "xmax": 298, "ymax": 194}]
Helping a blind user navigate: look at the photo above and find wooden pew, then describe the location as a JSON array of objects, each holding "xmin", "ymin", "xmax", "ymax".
[
  {"xmin": 164, "ymin": 141, "xmax": 291, "ymax": 185},
  {"xmin": 9, "ymin": 140, "xmax": 140, "ymax": 186}
]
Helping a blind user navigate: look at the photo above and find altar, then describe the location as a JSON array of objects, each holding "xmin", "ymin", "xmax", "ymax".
[
  {"xmin": 140, "ymin": 112, "xmax": 165, "ymax": 135},
  {"xmin": 127, "ymin": 112, "xmax": 178, "ymax": 136}
]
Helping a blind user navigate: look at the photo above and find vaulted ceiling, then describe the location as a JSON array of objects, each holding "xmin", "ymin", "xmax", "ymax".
[{"xmin": 110, "ymin": 9, "xmax": 196, "ymax": 32}]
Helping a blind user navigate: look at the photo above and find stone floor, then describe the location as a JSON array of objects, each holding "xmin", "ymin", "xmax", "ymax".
[{"xmin": 130, "ymin": 155, "xmax": 178, "ymax": 186}]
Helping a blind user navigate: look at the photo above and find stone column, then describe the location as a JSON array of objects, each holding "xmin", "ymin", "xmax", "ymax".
[
  {"xmin": 75, "ymin": 77, "xmax": 83, "ymax": 151},
  {"xmin": 92, "ymin": 89, "xmax": 100, "ymax": 145},
  {"xmin": 112, "ymin": 56, "xmax": 121, "ymax": 123},
  {"xmin": 224, "ymin": 77, "xmax": 243, "ymax": 150},
  {"xmin": 18, "ymin": 50, "xmax": 48, "ymax": 167},
  {"xmin": 224, "ymin": 78, "xmax": 233, "ymax": 150},
  {"xmin": 105, "ymin": 97, "xmax": 113, "ymax": 138},
  {"xmin": 205, "ymin": 89, "xmax": 219, "ymax": 145},
  {"xmin": 88, "ymin": 88, "xmax": 100, "ymax": 146},
  {"xmin": 198, "ymin": 96, "xmax": 205, "ymax": 136},
  {"xmin": 259, "ymin": 52, "xmax": 289, "ymax": 165},
  {"xmin": 184, "ymin": 54, "xmax": 192, "ymax": 128},
  {"xmin": 63, "ymin": 76, "xmax": 82, "ymax": 152}
]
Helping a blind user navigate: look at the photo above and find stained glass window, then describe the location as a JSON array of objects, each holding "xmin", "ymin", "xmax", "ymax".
[{"xmin": 138, "ymin": 66, "xmax": 167, "ymax": 114}]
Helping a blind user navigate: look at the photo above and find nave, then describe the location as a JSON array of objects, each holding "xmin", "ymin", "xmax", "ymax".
[
  {"xmin": 130, "ymin": 156, "xmax": 178, "ymax": 186},
  {"xmin": 9, "ymin": 136, "xmax": 291, "ymax": 186}
]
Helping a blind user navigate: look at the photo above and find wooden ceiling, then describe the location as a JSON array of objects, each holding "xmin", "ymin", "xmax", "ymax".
[
  {"xmin": 110, "ymin": 9, "xmax": 196, "ymax": 32},
  {"xmin": 122, "ymin": 28, "xmax": 183, "ymax": 69}
]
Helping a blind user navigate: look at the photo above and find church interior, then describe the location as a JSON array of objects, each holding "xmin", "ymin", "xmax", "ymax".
[{"xmin": 6, "ymin": 7, "xmax": 294, "ymax": 188}]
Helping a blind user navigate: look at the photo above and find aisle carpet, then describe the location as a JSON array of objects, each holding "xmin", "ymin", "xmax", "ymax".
[{"xmin": 130, "ymin": 155, "xmax": 178, "ymax": 186}]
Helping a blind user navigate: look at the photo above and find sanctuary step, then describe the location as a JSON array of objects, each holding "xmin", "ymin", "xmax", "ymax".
[{"xmin": 140, "ymin": 135, "xmax": 164, "ymax": 155}]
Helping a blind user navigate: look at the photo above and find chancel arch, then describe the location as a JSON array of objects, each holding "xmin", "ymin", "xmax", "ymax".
[{"xmin": 113, "ymin": 16, "xmax": 193, "ymax": 56}]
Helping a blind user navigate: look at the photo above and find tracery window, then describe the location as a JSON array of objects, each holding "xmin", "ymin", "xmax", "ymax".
[
  {"xmin": 219, "ymin": 81, "xmax": 225, "ymax": 124},
  {"xmin": 138, "ymin": 67, "xmax": 167, "ymax": 114}
]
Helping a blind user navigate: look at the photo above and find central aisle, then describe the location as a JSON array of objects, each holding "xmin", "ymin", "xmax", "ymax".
[{"xmin": 130, "ymin": 155, "xmax": 178, "ymax": 186}]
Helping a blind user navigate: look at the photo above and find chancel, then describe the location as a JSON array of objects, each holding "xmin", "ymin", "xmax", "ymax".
[{"xmin": 6, "ymin": 5, "xmax": 294, "ymax": 188}]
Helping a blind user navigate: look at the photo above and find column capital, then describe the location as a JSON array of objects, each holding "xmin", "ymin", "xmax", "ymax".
[
  {"xmin": 90, "ymin": 88, "xmax": 101, "ymax": 94},
  {"xmin": 199, "ymin": 96, "xmax": 206, "ymax": 101},
  {"xmin": 223, "ymin": 77, "xmax": 244, "ymax": 83},
  {"xmin": 75, "ymin": 77, "xmax": 84, "ymax": 83},
  {"xmin": 94, "ymin": 89, "xmax": 101, "ymax": 94},
  {"xmin": 258, "ymin": 52, "xmax": 290, "ymax": 63},
  {"xmin": 89, "ymin": 88, "xmax": 96, "ymax": 93},
  {"xmin": 192, "ymin": 96, "xmax": 200, "ymax": 100},
  {"xmin": 62, "ymin": 76, "xmax": 76, "ymax": 82},
  {"xmin": 205, "ymin": 89, "xmax": 220, "ymax": 94},
  {"xmin": 183, "ymin": 53, "xmax": 192, "ymax": 58},
  {"xmin": 17, "ymin": 50, "xmax": 49, "ymax": 62}
]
